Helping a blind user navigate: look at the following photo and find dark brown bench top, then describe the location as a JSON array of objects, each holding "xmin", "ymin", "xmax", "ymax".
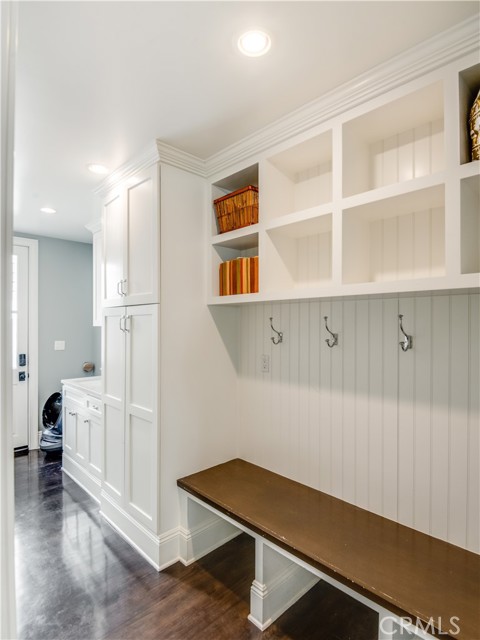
[{"xmin": 178, "ymin": 459, "xmax": 480, "ymax": 640}]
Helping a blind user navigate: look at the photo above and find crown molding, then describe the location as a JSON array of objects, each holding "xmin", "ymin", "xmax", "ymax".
[
  {"xmin": 85, "ymin": 219, "xmax": 101, "ymax": 234},
  {"xmin": 93, "ymin": 141, "xmax": 160, "ymax": 197},
  {"xmin": 155, "ymin": 141, "xmax": 207, "ymax": 177},
  {"xmin": 204, "ymin": 15, "xmax": 480, "ymax": 178},
  {"xmin": 93, "ymin": 141, "xmax": 206, "ymax": 197},
  {"xmin": 94, "ymin": 15, "xmax": 479, "ymax": 195}
]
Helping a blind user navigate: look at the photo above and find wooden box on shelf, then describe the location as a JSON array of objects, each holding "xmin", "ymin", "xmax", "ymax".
[
  {"xmin": 214, "ymin": 185, "xmax": 259, "ymax": 233},
  {"xmin": 219, "ymin": 256, "xmax": 259, "ymax": 296}
]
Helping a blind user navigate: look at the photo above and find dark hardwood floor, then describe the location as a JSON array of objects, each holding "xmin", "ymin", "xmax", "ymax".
[{"xmin": 14, "ymin": 452, "xmax": 377, "ymax": 640}]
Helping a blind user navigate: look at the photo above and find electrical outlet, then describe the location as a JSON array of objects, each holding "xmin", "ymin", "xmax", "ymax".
[{"xmin": 261, "ymin": 354, "xmax": 270, "ymax": 373}]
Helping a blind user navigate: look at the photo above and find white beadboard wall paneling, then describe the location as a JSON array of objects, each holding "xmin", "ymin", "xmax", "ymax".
[
  {"xmin": 467, "ymin": 294, "xmax": 480, "ymax": 553},
  {"xmin": 237, "ymin": 293, "xmax": 479, "ymax": 553},
  {"xmin": 448, "ymin": 295, "xmax": 470, "ymax": 548},
  {"xmin": 430, "ymin": 295, "xmax": 450, "ymax": 542},
  {"xmin": 367, "ymin": 298, "xmax": 385, "ymax": 517},
  {"xmin": 330, "ymin": 300, "xmax": 344, "ymax": 500},
  {"xmin": 382, "ymin": 298, "xmax": 399, "ymax": 523},
  {"xmin": 370, "ymin": 119, "xmax": 444, "ymax": 189},
  {"xmin": 342, "ymin": 300, "xmax": 356, "ymax": 506}
]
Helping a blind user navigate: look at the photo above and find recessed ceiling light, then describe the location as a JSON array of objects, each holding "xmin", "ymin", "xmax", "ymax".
[
  {"xmin": 87, "ymin": 163, "xmax": 109, "ymax": 175},
  {"xmin": 40, "ymin": 207, "xmax": 56, "ymax": 214},
  {"xmin": 238, "ymin": 30, "xmax": 271, "ymax": 57}
]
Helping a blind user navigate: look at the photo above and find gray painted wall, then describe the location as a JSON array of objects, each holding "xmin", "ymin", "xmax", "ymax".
[{"xmin": 15, "ymin": 234, "xmax": 101, "ymax": 422}]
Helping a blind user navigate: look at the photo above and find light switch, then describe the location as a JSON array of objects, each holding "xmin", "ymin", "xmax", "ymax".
[{"xmin": 54, "ymin": 340, "xmax": 65, "ymax": 351}]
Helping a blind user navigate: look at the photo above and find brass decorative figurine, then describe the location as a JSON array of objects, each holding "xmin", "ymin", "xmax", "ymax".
[{"xmin": 470, "ymin": 88, "xmax": 480, "ymax": 161}]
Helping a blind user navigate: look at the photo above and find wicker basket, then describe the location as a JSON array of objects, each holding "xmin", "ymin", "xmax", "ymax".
[{"xmin": 214, "ymin": 185, "xmax": 258, "ymax": 234}]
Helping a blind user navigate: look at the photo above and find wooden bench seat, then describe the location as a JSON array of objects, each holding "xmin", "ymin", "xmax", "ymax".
[{"xmin": 178, "ymin": 459, "xmax": 479, "ymax": 640}]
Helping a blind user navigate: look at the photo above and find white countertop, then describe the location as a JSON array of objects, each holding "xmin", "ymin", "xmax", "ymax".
[{"xmin": 61, "ymin": 376, "xmax": 102, "ymax": 399}]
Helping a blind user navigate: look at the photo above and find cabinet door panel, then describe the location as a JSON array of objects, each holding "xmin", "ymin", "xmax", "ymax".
[
  {"xmin": 103, "ymin": 191, "xmax": 125, "ymax": 306},
  {"xmin": 103, "ymin": 308, "xmax": 125, "ymax": 404},
  {"xmin": 125, "ymin": 304, "xmax": 159, "ymax": 530},
  {"xmin": 128, "ymin": 414, "xmax": 153, "ymax": 522},
  {"xmin": 89, "ymin": 418, "xmax": 102, "ymax": 477},
  {"xmin": 102, "ymin": 307, "xmax": 126, "ymax": 501},
  {"xmin": 63, "ymin": 404, "xmax": 77, "ymax": 455},
  {"xmin": 104, "ymin": 404, "xmax": 124, "ymax": 499},
  {"xmin": 125, "ymin": 165, "xmax": 159, "ymax": 305},
  {"xmin": 76, "ymin": 412, "xmax": 89, "ymax": 466},
  {"xmin": 128, "ymin": 311, "xmax": 155, "ymax": 412}
]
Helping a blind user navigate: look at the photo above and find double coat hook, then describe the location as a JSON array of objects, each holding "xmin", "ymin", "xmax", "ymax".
[
  {"xmin": 398, "ymin": 314, "xmax": 413, "ymax": 351},
  {"xmin": 270, "ymin": 318, "xmax": 283, "ymax": 344},
  {"xmin": 269, "ymin": 317, "xmax": 283, "ymax": 345},
  {"xmin": 324, "ymin": 316, "xmax": 338, "ymax": 348}
]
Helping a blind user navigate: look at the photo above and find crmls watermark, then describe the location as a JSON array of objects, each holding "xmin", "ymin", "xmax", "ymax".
[{"xmin": 380, "ymin": 615, "xmax": 461, "ymax": 637}]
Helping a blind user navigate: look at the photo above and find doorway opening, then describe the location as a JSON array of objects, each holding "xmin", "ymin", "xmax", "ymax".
[{"xmin": 12, "ymin": 237, "xmax": 38, "ymax": 452}]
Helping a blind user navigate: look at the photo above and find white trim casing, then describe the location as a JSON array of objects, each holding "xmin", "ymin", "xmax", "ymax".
[{"xmin": 0, "ymin": 2, "xmax": 17, "ymax": 638}]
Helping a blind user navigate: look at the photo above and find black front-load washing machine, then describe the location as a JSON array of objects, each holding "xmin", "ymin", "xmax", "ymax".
[{"xmin": 39, "ymin": 392, "xmax": 62, "ymax": 453}]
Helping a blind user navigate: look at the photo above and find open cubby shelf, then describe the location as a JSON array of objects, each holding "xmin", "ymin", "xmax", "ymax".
[{"xmin": 208, "ymin": 59, "xmax": 480, "ymax": 305}]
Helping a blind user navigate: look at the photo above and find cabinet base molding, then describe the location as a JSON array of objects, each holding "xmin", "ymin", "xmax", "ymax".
[
  {"xmin": 100, "ymin": 491, "xmax": 178, "ymax": 571},
  {"xmin": 62, "ymin": 456, "xmax": 101, "ymax": 503},
  {"xmin": 178, "ymin": 516, "xmax": 241, "ymax": 566},
  {"xmin": 248, "ymin": 556, "xmax": 319, "ymax": 631}
]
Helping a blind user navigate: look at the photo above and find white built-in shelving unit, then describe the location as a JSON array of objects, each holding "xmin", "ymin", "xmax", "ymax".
[{"xmin": 207, "ymin": 52, "xmax": 480, "ymax": 305}]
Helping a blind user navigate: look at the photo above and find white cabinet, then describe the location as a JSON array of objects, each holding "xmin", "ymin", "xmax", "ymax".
[
  {"xmin": 62, "ymin": 378, "xmax": 103, "ymax": 501},
  {"xmin": 208, "ymin": 60, "xmax": 480, "ymax": 304},
  {"xmin": 85, "ymin": 219, "xmax": 102, "ymax": 327},
  {"xmin": 102, "ymin": 304, "xmax": 159, "ymax": 533},
  {"xmin": 102, "ymin": 164, "xmax": 160, "ymax": 308}
]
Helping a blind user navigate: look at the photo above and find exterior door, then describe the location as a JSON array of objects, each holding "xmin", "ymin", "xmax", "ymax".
[{"xmin": 12, "ymin": 244, "xmax": 29, "ymax": 449}]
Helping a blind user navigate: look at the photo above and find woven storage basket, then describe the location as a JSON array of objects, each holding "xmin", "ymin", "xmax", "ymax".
[{"xmin": 214, "ymin": 185, "xmax": 258, "ymax": 234}]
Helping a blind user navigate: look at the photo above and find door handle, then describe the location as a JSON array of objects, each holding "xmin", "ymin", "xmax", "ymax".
[
  {"xmin": 18, "ymin": 372, "xmax": 26, "ymax": 382},
  {"xmin": 117, "ymin": 280, "xmax": 122, "ymax": 297},
  {"xmin": 121, "ymin": 279, "xmax": 127, "ymax": 296},
  {"xmin": 18, "ymin": 353, "xmax": 26, "ymax": 367}
]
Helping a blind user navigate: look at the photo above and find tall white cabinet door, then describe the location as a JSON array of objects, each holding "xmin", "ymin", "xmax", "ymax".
[
  {"xmin": 102, "ymin": 307, "xmax": 126, "ymax": 502},
  {"xmin": 102, "ymin": 190, "xmax": 125, "ymax": 307},
  {"xmin": 124, "ymin": 304, "xmax": 159, "ymax": 531},
  {"xmin": 124, "ymin": 164, "xmax": 160, "ymax": 305}
]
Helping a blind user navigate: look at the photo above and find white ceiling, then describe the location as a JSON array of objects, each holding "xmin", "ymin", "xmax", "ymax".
[{"xmin": 13, "ymin": 1, "xmax": 479, "ymax": 243}]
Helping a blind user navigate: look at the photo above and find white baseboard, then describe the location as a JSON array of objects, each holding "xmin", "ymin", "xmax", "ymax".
[
  {"xmin": 100, "ymin": 490, "xmax": 172, "ymax": 570},
  {"xmin": 62, "ymin": 456, "xmax": 101, "ymax": 503},
  {"xmin": 248, "ymin": 562, "xmax": 319, "ymax": 630}
]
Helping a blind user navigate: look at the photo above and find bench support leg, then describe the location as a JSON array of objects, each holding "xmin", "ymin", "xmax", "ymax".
[
  {"xmin": 378, "ymin": 611, "xmax": 397, "ymax": 640},
  {"xmin": 248, "ymin": 538, "xmax": 319, "ymax": 631}
]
